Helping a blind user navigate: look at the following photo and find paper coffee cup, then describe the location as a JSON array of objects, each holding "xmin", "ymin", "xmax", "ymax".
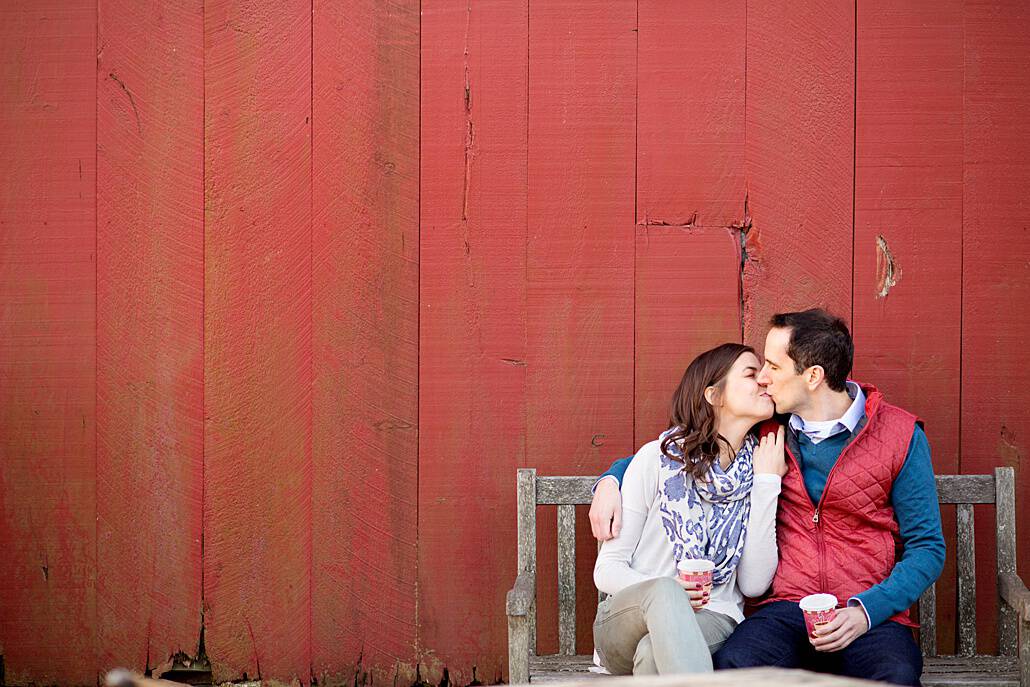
[
  {"xmin": 677, "ymin": 559, "xmax": 714, "ymax": 606},
  {"xmin": 800, "ymin": 593, "xmax": 838, "ymax": 637}
]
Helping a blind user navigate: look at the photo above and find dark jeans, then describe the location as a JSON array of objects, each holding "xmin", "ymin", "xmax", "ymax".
[{"xmin": 713, "ymin": 601, "xmax": 922, "ymax": 686}]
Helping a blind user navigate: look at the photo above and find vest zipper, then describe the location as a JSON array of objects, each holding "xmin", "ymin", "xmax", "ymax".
[
  {"xmin": 785, "ymin": 444, "xmax": 830, "ymax": 591},
  {"xmin": 807, "ymin": 403, "xmax": 877, "ymax": 594}
]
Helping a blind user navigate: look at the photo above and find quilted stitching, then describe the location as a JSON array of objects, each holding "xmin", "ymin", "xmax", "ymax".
[{"xmin": 761, "ymin": 384, "xmax": 920, "ymax": 627}]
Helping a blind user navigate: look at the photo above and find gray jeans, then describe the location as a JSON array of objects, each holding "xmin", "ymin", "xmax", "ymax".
[{"xmin": 593, "ymin": 577, "xmax": 737, "ymax": 675}]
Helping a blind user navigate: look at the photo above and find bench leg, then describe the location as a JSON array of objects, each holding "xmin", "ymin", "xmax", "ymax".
[
  {"xmin": 508, "ymin": 613, "xmax": 530, "ymax": 684},
  {"xmin": 1020, "ymin": 616, "xmax": 1029, "ymax": 687}
]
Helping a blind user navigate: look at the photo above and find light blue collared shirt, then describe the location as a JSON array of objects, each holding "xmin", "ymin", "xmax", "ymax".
[{"xmin": 788, "ymin": 381, "xmax": 865, "ymax": 443}]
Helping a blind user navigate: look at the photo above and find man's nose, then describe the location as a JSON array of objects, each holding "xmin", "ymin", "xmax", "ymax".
[{"xmin": 757, "ymin": 367, "xmax": 771, "ymax": 385}]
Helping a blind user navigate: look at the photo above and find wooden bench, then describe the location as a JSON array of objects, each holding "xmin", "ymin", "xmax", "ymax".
[{"xmin": 506, "ymin": 467, "xmax": 1030, "ymax": 685}]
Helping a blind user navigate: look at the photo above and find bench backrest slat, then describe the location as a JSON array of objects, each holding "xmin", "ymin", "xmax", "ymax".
[
  {"xmin": 537, "ymin": 477, "xmax": 594, "ymax": 505},
  {"xmin": 936, "ymin": 474, "xmax": 996, "ymax": 503},
  {"xmin": 557, "ymin": 505, "xmax": 577, "ymax": 656},
  {"xmin": 920, "ymin": 583, "xmax": 938, "ymax": 656},
  {"xmin": 996, "ymin": 467, "xmax": 1018, "ymax": 657},
  {"xmin": 957, "ymin": 502, "xmax": 977, "ymax": 656},
  {"xmin": 520, "ymin": 467, "xmax": 1017, "ymax": 660}
]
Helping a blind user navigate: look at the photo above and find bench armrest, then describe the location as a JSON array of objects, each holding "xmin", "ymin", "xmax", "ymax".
[
  {"xmin": 1000, "ymin": 571, "xmax": 1030, "ymax": 621},
  {"xmin": 506, "ymin": 570, "xmax": 535, "ymax": 617}
]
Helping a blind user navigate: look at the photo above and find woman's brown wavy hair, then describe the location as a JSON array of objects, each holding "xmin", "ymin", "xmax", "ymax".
[{"xmin": 660, "ymin": 342, "xmax": 756, "ymax": 481}]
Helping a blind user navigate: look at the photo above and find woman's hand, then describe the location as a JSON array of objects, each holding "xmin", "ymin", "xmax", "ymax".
[
  {"xmin": 674, "ymin": 575, "xmax": 710, "ymax": 611},
  {"xmin": 753, "ymin": 425, "xmax": 787, "ymax": 477}
]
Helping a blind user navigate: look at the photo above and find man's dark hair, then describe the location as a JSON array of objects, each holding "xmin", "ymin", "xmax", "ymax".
[{"xmin": 768, "ymin": 309, "xmax": 853, "ymax": 392}]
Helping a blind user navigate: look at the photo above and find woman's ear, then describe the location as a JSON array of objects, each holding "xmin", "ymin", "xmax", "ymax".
[{"xmin": 704, "ymin": 386, "xmax": 718, "ymax": 406}]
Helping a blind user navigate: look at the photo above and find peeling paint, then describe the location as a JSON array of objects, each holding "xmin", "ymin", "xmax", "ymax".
[
  {"xmin": 1000, "ymin": 425, "xmax": 1022, "ymax": 468},
  {"xmin": 108, "ymin": 72, "xmax": 142, "ymax": 135},
  {"xmin": 639, "ymin": 211, "xmax": 699, "ymax": 227},
  {"xmin": 731, "ymin": 192, "xmax": 753, "ymax": 341},
  {"xmin": 244, "ymin": 618, "xmax": 262, "ymax": 681},
  {"xmin": 875, "ymin": 234, "xmax": 900, "ymax": 298},
  {"xmin": 374, "ymin": 418, "xmax": 414, "ymax": 432},
  {"xmin": 460, "ymin": 2, "xmax": 476, "ymax": 223}
]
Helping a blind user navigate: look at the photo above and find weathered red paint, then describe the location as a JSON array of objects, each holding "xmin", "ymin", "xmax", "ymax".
[
  {"xmin": 852, "ymin": 0, "xmax": 964, "ymax": 652},
  {"xmin": 96, "ymin": 0, "xmax": 205, "ymax": 674},
  {"xmin": 1, "ymin": 1, "xmax": 1029, "ymax": 684},
  {"xmin": 526, "ymin": 0, "xmax": 636, "ymax": 658},
  {"xmin": 203, "ymin": 0, "xmax": 312, "ymax": 682},
  {"xmin": 635, "ymin": 228, "xmax": 743, "ymax": 445},
  {"xmin": 637, "ymin": 0, "xmax": 746, "ymax": 230},
  {"xmin": 312, "ymin": 0, "xmax": 419, "ymax": 682},
  {"xmin": 961, "ymin": 0, "xmax": 1030, "ymax": 657},
  {"xmin": 418, "ymin": 0, "xmax": 527, "ymax": 682},
  {"xmin": 635, "ymin": 0, "xmax": 746, "ymax": 446},
  {"xmin": 742, "ymin": 0, "xmax": 855, "ymax": 346},
  {"xmin": 0, "ymin": 1, "xmax": 97, "ymax": 685}
]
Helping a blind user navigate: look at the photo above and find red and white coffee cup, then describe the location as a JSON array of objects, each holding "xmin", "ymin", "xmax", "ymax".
[
  {"xmin": 800, "ymin": 593, "xmax": 839, "ymax": 638},
  {"xmin": 676, "ymin": 559, "xmax": 714, "ymax": 605}
]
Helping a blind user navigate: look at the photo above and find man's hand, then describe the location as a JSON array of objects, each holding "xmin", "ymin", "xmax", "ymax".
[
  {"xmin": 753, "ymin": 425, "xmax": 787, "ymax": 477},
  {"xmin": 810, "ymin": 606, "xmax": 869, "ymax": 652},
  {"xmin": 589, "ymin": 477, "xmax": 623, "ymax": 541}
]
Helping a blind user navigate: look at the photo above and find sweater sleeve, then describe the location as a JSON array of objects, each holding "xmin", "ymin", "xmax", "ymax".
[
  {"xmin": 593, "ymin": 446, "xmax": 662, "ymax": 595},
  {"xmin": 735, "ymin": 474, "xmax": 782, "ymax": 598},
  {"xmin": 591, "ymin": 454, "xmax": 635, "ymax": 493},
  {"xmin": 850, "ymin": 425, "xmax": 946, "ymax": 628}
]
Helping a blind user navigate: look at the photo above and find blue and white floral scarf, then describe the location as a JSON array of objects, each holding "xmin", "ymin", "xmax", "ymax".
[{"xmin": 657, "ymin": 429, "xmax": 756, "ymax": 587}]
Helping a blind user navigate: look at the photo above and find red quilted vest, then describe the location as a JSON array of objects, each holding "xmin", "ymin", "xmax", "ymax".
[{"xmin": 759, "ymin": 382, "xmax": 920, "ymax": 628}]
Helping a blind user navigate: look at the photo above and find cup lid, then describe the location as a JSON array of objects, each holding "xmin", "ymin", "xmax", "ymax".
[
  {"xmin": 676, "ymin": 558, "xmax": 715, "ymax": 572},
  {"xmin": 799, "ymin": 593, "xmax": 838, "ymax": 611}
]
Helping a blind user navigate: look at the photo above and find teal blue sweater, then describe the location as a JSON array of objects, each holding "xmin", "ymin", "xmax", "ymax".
[{"xmin": 600, "ymin": 423, "xmax": 945, "ymax": 629}]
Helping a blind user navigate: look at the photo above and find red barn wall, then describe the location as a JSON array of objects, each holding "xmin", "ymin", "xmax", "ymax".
[{"xmin": 1, "ymin": 0, "xmax": 1028, "ymax": 684}]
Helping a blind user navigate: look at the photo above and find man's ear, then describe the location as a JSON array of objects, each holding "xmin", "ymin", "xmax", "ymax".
[{"xmin": 806, "ymin": 365, "xmax": 825, "ymax": 389}]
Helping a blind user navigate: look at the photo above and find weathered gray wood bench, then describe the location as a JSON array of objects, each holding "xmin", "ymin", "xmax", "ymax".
[{"xmin": 506, "ymin": 467, "xmax": 1030, "ymax": 685}]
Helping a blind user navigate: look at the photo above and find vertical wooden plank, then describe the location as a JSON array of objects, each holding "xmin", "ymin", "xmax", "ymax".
[
  {"xmin": 852, "ymin": 0, "xmax": 963, "ymax": 652},
  {"xmin": 637, "ymin": 0, "xmax": 745, "ymax": 228},
  {"xmin": 635, "ymin": 0, "xmax": 745, "ymax": 446},
  {"xmin": 962, "ymin": 0, "xmax": 1030, "ymax": 658},
  {"xmin": 527, "ymin": 0, "xmax": 636, "ymax": 655},
  {"xmin": 635, "ymin": 228, "xmax": 742, "ymax": 445},
  {"xmin": 742, "ymin": 0, "xmax": 855, "ymax": 346},
  {"xmin": 0, "ymin": 2, "xmax": 97, "ymax": 684},
  {"xmin": 311, "ymin": 0, "xmax": 418, "ymax": 683},
  {"xmin": 204, "ymin": 1, "xmax": 311, "ymax": 681},
  {"xmin": 556, "ymin": 505, "xmax": 576, "ymax": 656},
  {"xmin": 919, "ymin": 584, "xmax": 938, "ymax": 657},
  {"xmin": 95, "ymin": 0, "xmax": 204, "ymax": 674},
  {"xmin": 956, "ymin": 504, "xmax": 976, "ymax": 656},
  {"xmin": 996, "ymin": 468, "xmax": 1018, "ymax": 656},
  {"xmin": 418, "ymin": 0, "xmax": 528, "ymax": 681}
]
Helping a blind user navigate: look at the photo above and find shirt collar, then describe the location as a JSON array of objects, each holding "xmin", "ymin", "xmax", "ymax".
[{"xmin": 788, "ymin": 381, "xmax": 865, "ymax": 438}]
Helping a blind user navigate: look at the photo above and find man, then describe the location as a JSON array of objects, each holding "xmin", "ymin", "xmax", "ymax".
[{"xmin": 589, "ymin": 309, "xmax": 944, "ymax": 686}]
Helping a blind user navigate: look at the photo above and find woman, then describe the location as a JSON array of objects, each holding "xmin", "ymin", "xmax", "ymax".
[{"xmin": 593, "ymin": 343, "xmax": 787, "ymax": 675}]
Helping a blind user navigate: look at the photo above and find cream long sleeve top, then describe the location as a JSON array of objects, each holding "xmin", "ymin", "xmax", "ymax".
[{"xmin": 593, "ymin": 438, "xmax": 782, "ymax": 624}]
